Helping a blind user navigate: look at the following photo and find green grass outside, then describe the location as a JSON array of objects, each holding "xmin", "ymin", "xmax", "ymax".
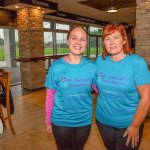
[
  {"xmin": 0, "ymin": 47, "xmax": 103, "ymax": 61},
  {"xmin": 44, "ymin": 48, "xmax": 103, "ymax": 56},
  {"xmin": 0, "ymin": 48, "xmax": 5, "ymax": 61}
]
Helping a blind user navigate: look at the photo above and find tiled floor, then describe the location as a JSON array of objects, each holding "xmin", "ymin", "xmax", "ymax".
[{"xmin": 0, "ymin": 85, "xmax": 150, "ymax": 150}]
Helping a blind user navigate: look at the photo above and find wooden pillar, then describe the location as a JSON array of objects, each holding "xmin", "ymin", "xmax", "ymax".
[{"xmin": 17, "ymin": 8, "xmax": 46, "ymax": 90}]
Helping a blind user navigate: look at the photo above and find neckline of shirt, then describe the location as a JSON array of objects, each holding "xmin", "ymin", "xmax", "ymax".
[
  {"xmin": 63, "ymin": 56, "xmax": 85, "ymax": 66},
  {"xmin": 108, "ymin": 54, "xmax": 129, "ymax": 63}
]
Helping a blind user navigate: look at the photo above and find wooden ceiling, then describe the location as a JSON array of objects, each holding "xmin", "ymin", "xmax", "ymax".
[
  {"xmin": 79, "ymin": 0, "xmax": 136, "ymax": 11},
  {"xmin": 47, "ymin": 0, "xmax": 137, "ymax": 26}
]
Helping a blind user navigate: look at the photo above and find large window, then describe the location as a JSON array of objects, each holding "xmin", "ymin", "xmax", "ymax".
[
  {"xmin": 44, "ymin": 21, "xmax": 51, "ymax": 29},
  {"xmin": 43, "ymin": 21, "xmax": 70, "ymax": 55},
  {"xmin": 55, "ymin": 23, "xmax": 70, "ymax": 55},
  {"xmin": 56, "ymin": 32, "xmax": 68, "ymax": 54},
  {"xmin": 0, "ymin": 28, "xmax": 18, "ymax": 67},
  {"xmin": 0, "ymin": 28, "xmax": 4, "ymax": 62},
  {"xmin": 55, "ymin": 23, "xmax": 70, "ymax": 30},
  {"xmin": 15, "ymin": 29, "xmax": 19, "ymax": 58},
  {"xmin": 89, "ymin": 26, "xmax": 102, "ymax": 35},
  {"xmin": 43, "ymin": 21, "xmax": 103, "ymax": 58},
  {"xmin": 89, "ymin": 36, "xmax": 96, "ymax": 58},
  {"xmin": 89, "ymin": 26, "xmax": 103, "ymax": 57},
  {"xmin": 44, "ymin": 21, "xmax": 53, "ymax": 55},
  {"xmin": 44, "ymin": 32, "xmax": 53, "ymax": 55},
  {"xmin": 0, "ymin": 29, "xmax": 18, "ymax": 60}
]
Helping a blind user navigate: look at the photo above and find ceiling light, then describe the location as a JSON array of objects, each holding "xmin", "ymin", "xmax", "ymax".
[
  {"xmin": 15, "ymin": 5, "xmax": 19, "ymax": 9},
  {"xmin": 107, "ymin": 0, "xmax": 118, "ymax": 13},
  {"xmin": 107, "ymin": 6, "xmax": 118, "ymax": 13}
]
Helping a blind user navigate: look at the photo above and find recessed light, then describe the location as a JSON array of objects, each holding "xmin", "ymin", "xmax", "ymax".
[{"xmin": 15, "ymin": 6, "xmax": 19, "ymax": 9}]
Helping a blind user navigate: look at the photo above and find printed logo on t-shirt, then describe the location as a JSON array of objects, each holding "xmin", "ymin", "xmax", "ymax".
[
  {"xmin": 62, "ymin": 77, "xmax": 92, "ymax": 87},
  {"xmin": 62, "ymin": 77, "xmax": 67, "ymax": 86},
  {"xmin": 98, "ymin": 72, "xmax": 127, "ymax": 85}
]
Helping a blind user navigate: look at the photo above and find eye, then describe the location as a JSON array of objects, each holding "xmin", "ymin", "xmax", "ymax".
[
  {"xmin": 81, "ymin": 38, "xmax": 86, "ymax": 42},
  {"xmin": 104, "ymin": 37, "xmax": 110, "ymax": 41},
  {"xmin": 114, "ymin": 36, "xmax": 119, "ymax": 39},
  {"xmin": 71, "ymin": 37, "xmax": 76, "ymax": 40}
]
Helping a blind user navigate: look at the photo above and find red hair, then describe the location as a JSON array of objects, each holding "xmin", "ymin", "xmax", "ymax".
[{"xmin": 102, "ymin": 23, "xmax": 132, "ymax": 58}]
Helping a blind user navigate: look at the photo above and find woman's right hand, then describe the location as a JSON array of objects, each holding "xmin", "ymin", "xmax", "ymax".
[
  {"xmin": 46, "ymin": 125, "xmax": 52, "ymax": 133},
  {"xmin": 123, "ymin": 124, "xmax": 139, "ymax": 148}
]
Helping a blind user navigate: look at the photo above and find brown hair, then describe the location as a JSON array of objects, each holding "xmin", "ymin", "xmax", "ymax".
[
  {"xmin": 67, "ymin": 26, "xmax": 88, "ymax": 40},
  {"xmin": 102, "ymin": 23, "xmax": 132, "ymax": 58}
]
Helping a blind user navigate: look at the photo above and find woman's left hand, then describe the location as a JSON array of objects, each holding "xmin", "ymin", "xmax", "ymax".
[{"xmin": 123, "ymin": 124, "xmax": 139, "ymax": 148}]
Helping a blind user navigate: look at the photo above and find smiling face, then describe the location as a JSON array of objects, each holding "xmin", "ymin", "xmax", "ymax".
[
  {"xmin": 67, "ymin": 27, "xmax": 87, "ymax": 56},
  {"xmin": 104, "ymin": 31, "xmax": 126, "ymax": 56}
]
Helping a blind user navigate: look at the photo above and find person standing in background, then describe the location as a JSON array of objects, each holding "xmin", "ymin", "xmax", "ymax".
[
  {"xmin": 45, "ymin": 26, "xmax": 97, "ymax": 150},
  {"xmin": 95, "ymin": 23, "xmax": 150, "ymax": 150}
]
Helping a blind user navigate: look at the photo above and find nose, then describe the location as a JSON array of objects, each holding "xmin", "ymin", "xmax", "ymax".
[
  {"xmin": 76, "ymin": 39, "xmax": 81, "ymax": 44},
  {"xmin": 110, "ymin": 39, "xmax": 114, "ymax": 44}
]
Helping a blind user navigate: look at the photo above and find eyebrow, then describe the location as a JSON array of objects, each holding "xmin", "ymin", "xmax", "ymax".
[
  {"xmin": 106, "ymin": 34, "xmax": 120, "ymax": 37},
  {"xmin": 70, "ymin": 35, "xmax": 87, "ymax": 38}
]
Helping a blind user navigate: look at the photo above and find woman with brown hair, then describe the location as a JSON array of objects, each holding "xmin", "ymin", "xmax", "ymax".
[{"xmin": 45, "ymin": 26, "xmax": 97, "ymax": 150}]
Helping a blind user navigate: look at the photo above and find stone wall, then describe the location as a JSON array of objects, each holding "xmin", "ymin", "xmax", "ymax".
[
  {"xmin": 136, "ymin": 0, "xmax": 150, "ymax": 64},
  {"xmin": 17, "ymin": 8, "xmax": 46, "ymax": 90}
]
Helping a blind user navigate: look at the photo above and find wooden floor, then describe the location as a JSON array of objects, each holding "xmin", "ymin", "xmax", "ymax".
[{"xmin": 1, "ymin": 87, "xmax": 150, "ymax": 150}]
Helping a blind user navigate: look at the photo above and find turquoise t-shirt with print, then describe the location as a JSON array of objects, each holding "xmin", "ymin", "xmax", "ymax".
[
  {"xmin": 45, "ymin": 57, "xmax": 97, "ymax": 127},
  {"xmin": 95, "ymin": 54, "xmax": 150, "ymax": 128}
]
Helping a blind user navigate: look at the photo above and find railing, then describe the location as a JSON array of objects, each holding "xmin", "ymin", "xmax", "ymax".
[
  {"xmin": 15, "ymin": 55, "xmax": 67, "ymax": 71},
  {"xmin": 15, "ymin": 55, "xmax": 97, "ymax": 70}
]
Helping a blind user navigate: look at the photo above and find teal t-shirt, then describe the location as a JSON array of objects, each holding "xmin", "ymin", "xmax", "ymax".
[
  {"xmin": 45, "ymin": 57, "xmax": 96, "ymax": 127},
  {"xmin": 95, "ymin": 54, "xmax": 150, "ymax": 128}
]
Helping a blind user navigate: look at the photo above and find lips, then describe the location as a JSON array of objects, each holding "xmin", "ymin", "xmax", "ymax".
[
  {"xmin": 110, "ymin": 46, "xmax": 117, "ymax": 50},
  {"xmin": 74, "ymin": 46, "xmax": 82, "ymax": 50}
]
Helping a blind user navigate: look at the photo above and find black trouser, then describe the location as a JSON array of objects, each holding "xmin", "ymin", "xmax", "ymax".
[
  {"xmin": 96, "ymin": 119, "xmax": 144, "ymax": 150},
  {"xmin": 52, "ymin": 124, "xmax": 91, "ymax": 150}
]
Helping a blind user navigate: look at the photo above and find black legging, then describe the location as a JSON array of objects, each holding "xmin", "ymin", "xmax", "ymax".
[
  {"xmin": 52, "ymin": 124, "xmax": 91, "ymax": 150},
  {"xmin": 96, "ymin": 119, "xmax": 144, "ymax": 150}
]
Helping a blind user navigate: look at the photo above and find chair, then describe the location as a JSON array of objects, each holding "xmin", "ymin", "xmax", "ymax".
[{"xmin": 0, "ymin": 69, "xmax": 15, "ymax": 134}]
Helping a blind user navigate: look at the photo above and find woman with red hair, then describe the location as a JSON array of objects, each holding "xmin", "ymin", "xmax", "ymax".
[{"xmin": 95, "ymin": 23, "xmax": 150, "ymax": 150}]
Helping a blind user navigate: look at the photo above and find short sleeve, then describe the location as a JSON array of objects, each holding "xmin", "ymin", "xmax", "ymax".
[
  {"xmin": 45, "ymin": 64, "xmax": 57, "ymax": 89},
  {"xmin": 133, "ymin": 58, "xmax": 150, "ymax": 86}
]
